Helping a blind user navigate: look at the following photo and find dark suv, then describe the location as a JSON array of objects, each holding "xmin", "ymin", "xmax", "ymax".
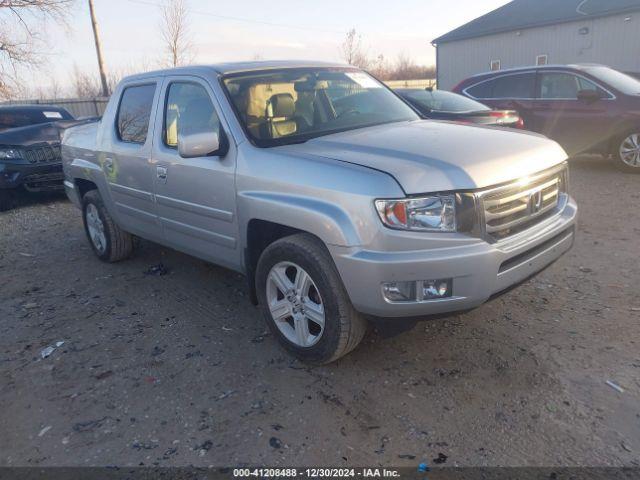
[
  {"xmin": 0, "ymin": 105, "xmax": 81, "ymax": 210},
  {"xmin": 454, "ymin": 64, "xmax": 640, "ymax": 172}
]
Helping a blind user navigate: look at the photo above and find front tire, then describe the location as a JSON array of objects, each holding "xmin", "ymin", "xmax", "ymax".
[
  {"xmin": 0, "ymin": 189, "xmax": 14, "ymax": 212},
  {"xmin": 612, "ymin": 130, "xmax": 640, "ymax": 173},
  {"xmin": 82, "ymin": 190, "xmax": 134, "ymax": 262},
  {"xmin": 255, "ymin": 233, "xmax": 367, "ymax": 364}
]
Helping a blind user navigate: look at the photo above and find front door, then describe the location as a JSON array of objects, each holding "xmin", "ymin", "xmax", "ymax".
[
  {"xmin": 151, "ymin": 76, "xmax": 239, "ymax": 270},
  {"xmin": 107, "ymin": 80, "xmax": 163, "ymax": 240},
  {"xmin": 530, "ymin": 71, "xmax": 613, "ymax": 155}
]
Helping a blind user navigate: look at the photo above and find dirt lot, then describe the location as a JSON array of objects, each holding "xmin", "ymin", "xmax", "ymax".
[{"xmin": 0, "ymin": 155, "xmax": 639, "ymax": 468}]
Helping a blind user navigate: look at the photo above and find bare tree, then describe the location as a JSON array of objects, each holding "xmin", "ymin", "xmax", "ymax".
[
  {"xmin": 340, "ymin": 28, "xmax": 370, "ymax": 69},
  {"xmin": 159, "ymin": 0, "xmax": 194, "ymax": 68},
  {"xmin": 0, "ymin": 0, "xmax": 74, "ymax": 99}
]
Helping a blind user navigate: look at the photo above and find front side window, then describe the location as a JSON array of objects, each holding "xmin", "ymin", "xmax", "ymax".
[
  {"xmin": 222, "ymin": 68, "xmax": 418, "ymax": 147},
  {"xmin": 164, "ymin": 82, "xmax": 220, "ymax": 147},
  {"xmin": 117, "ymin": 84, "xmax": 156, "ymax": 143}
]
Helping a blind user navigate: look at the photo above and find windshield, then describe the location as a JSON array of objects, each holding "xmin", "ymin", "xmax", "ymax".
[
  {"xmin": 0, "ymin": 108, "xmax": 72, "ymax": 132},
  {"xmin": 400, "ymin": 89, "xmax": 490, "ymax": 113},
  {"xmin": 222, "ymin": 68, "xmax": 419, "ymax": 147},
  {"xmin": 583, "ymin": 66, "xmax": 640, "ymax": 95}
]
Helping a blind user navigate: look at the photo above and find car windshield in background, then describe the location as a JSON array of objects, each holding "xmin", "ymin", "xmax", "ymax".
[
  {"xmin": 402, "ymin": 89, "xmax": 490, "ymax": 113},
  {"xmin": 583, "ymin": 66, "xmax": 640, "ymax": 95},
  {"xmin": 222, "ymin": 68, "xmax": 419, "ymax": 146},
  {"xmin": 0, "ymin": 108, "xmax": 73, "ymax": 132}
]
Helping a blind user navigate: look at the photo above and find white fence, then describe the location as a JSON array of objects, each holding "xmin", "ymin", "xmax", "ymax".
[{"xmin": 1, "ymin": 97, "xmax": 109, "ymax": 119}]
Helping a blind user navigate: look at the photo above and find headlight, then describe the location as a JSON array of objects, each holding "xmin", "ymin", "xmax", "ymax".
[
  {"xmin": 0, "ymin": 148, "xmax": 22, "ymax": 160},
  {"xmin": 375, "ymin": 195, "xmax": 457, "ymax": 232}
]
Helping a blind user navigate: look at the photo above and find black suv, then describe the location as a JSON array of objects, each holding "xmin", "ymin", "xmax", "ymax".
[{"xmin": 0, "ymin": 105, "xmax": 80, "ymax": 210}]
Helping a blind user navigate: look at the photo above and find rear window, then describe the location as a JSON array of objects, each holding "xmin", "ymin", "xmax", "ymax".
[
  {"xmin": 403, "ymin": 89, "xmax": 489, "ymax": 112},
  {"xmin": 116, "ymin": 84, "xmax": 156, "ymax": 143},
  {"xmin": 467, "ymin": 73, "xmax": 536, "ymax": 99}
]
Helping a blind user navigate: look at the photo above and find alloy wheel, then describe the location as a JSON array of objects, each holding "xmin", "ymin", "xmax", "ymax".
[
  {"xmin": 266, "ymin": 261, "xmax": 325, "ymax": 347},
  {"xmin": 85, "ymin": 203, "xmax": 107, "ymax": 254},
  {"xmin": 620, "ymin": 133, "xmax": 640, "ymax": 167}
]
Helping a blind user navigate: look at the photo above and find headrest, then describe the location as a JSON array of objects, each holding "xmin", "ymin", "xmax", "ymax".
[{"xmin": 267, "ymin": 93, "xmax": 295, "ymax": 118}]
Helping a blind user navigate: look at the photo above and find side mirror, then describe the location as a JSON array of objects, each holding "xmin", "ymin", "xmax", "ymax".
[
  {"xmin": 577, "ymin": 89, "xmax": 601, "ymax": 102},
  {"xmin": 178, "ymin": 130, "xmax": 228, "ymax": 158}
]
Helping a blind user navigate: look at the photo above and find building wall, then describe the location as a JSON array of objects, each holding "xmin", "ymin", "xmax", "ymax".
[{"xmin": 436, "ymin": 12, "xmax": 640, "ymax": 90}]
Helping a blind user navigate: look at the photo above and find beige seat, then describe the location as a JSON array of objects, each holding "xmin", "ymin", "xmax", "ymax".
[{"xmin": 264, "ymin": 93, "xmax": 297, "ymax": 139}]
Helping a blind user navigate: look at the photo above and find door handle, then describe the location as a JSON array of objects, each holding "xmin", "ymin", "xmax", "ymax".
[{"xmin": 156, "ymin": 166, "xmax": 168, "ymax": 182}]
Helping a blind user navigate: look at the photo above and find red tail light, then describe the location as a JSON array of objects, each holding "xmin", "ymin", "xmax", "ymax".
[{"xmin": 515, "ymin": 117, "xmax": 525, "ymax": 129}]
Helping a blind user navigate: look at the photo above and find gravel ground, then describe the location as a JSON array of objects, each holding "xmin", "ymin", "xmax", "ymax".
[{"xmin": 0, "ymin": 155, "xmax": 638, "ymax": 468}]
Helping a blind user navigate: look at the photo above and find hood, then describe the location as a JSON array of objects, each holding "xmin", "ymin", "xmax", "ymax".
[
  {"xmin": 0, "ymin": 122, "xmax": 62, "ymax": 147},
  {"xmin": 279, "ymin": 120, "xmax": 567, "ymax": 194}
]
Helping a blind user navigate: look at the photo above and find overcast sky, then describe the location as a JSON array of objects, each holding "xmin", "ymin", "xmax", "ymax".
[{"xmin": 28, "ymin": 0, "xmax": 510, "ymax": 93}]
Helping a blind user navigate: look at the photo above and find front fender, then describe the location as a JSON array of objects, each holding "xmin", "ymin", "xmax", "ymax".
[{"xmin": 238, "ymin": 191, "xmax": 359, "ymax": 246}]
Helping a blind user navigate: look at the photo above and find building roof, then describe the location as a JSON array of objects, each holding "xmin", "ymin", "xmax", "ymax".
[{"xmin": 433, "ymin": 0, "xmax": 640, "ymax": 44}]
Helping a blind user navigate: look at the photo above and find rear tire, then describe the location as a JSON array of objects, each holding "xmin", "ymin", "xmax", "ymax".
[
  {"xmin": 255, "ymin": 233, "xmax": 367, "ymax": 364},
  {"xmin": 612, "ymin": 130, "xmax": 640, "ymax": 173},
  {"xmin": 82, "ymin": 190, "xmax": 134, "ymax": 262}
]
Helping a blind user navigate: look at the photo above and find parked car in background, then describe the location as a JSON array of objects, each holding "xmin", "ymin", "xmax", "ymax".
[
  {"xmin": 0, "ymin": 105, "xmax": 82, "ymax": 210},
  {"xmin": 454, "ymin": 64, "xmax": 640, "ymax": 172},
  {"xmin": 62, "ymin": 62, "xmax": 576, "ymax": 363},
  {"xmin": 396, "ymin": 88, "xmax": 523, "ymax": 129}
]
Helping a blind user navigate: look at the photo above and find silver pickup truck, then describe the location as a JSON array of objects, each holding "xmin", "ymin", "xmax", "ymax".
[{"xmin": 62, "ymin": 61, "xmax": 577, "ymax": 363}]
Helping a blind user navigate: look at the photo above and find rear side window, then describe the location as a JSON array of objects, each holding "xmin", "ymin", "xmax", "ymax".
[
  {"xmin": 467, "ymin": 73, "xmax": 536, "ymax": 99},
  {"xmin": 491, "ymin": 73, "xmax": 536, "ymax": 98},
  {"xmin": 117, "ymin": 84, "xmax": 156, "ymax": 143},
  {"xmin": 466, "ymin": 81, "xmax": 493, "ymax": 99}
]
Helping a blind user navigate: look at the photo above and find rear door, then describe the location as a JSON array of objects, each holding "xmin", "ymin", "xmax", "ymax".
[
  {"xmin": 151, "ymin": 76, "xmax": 239, "ymax": 270},
  {"xmin": 106, "ymin": 80, "xmax": 163, "ymax": 240},
  {"xmin": 463, "ymin": 72, "xmax": 536, "ymax": 125},
  {"xmin": 530, "ymin": 71, "xmax": 614, "ymax": 155}
]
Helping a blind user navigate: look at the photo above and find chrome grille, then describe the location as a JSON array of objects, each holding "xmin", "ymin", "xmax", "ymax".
[
  {"xmin": 478, "ymin": 164, "xmax": 568, "ymax": 242},
  {"xmin": 23, "ymin": 144, "xmax": 61, "ymax": 164}
]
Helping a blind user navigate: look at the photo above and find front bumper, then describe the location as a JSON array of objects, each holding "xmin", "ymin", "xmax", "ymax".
[
  {"xmin": 330, "ymin": 197, "xmax": 577, "ymax": 318},
  {"xmin": 0, "ymin": 161, "xmax": 64, "ymax": 192}
]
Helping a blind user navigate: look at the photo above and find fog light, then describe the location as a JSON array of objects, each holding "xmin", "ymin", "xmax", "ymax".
[
  {"xmin": 382, "ymin": 281, "xmax": 416, "ymax": 302},
  {"xmin": 421, "ymin": 279, "xmax": 452, "ymax": 300}
]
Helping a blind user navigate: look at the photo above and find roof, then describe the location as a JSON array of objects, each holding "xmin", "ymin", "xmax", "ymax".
[
  {"xmin": 125, "ymin": 60, "xmax": 350, "ymax": 81},
  {"xmin": 0, "ymin": 104, "xmax": 68, "ymax": 111},
  {"xmin": 464, "ymin": 63, "xmax": 604, "ymax": 79},
  {"xmin": 433, "ymin": 0, "xmax": 640, "ymax": 44}
]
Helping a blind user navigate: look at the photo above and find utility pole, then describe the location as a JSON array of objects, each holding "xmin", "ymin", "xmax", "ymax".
[{"xmin": 87, "ymin": 0, "xmax": 109, "ymax": 97}]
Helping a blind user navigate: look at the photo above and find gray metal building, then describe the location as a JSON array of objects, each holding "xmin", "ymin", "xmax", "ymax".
[{"xmin": 433, "ymin": 0, "xmax": 640, "ymax": 90}]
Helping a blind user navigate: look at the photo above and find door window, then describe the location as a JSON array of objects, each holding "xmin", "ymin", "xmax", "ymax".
[
  {"xmin": 466, "ymin": 73, "xmax": 535, "ymax": 99},
  {"xmin": 164, "ymin": 82, "xmax": 220, "ymax": 147},
  {"xmin": 539, "ymin": 73, "xmax": 581, "ymax": 99},
  {"xmin": 116, "ymin": 84, "xmax": 156, "ymax": 143},
  {"xmin": 491, "ymin": 73, "xmax": 536, "ymax": 99}
]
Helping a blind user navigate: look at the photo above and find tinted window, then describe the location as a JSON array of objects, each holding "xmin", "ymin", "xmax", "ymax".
[
  {"xmin": 117, "ymin": 84, "xmax": 156, "ymax": 143},
  {"xmin": 402, "ymin": 90, "xmax": 489, "ymax": 112},
  {"xmin": 165, "ymin": 82, "xmax": 220, "ymax": 147},
  {"xmin": 466, "ymin": 81, "xmax": 493, "ymax": 99},
  {"xmin": 491, "ymin": 73, "xmax": 535, "ymax": 98}
]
